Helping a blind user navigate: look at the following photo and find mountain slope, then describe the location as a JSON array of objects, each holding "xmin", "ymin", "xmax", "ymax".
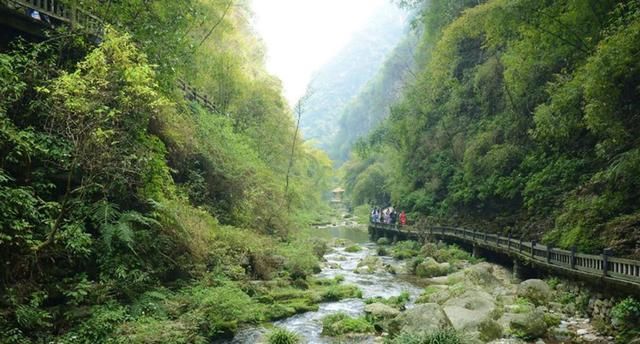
[
  {"xmin": 299, "ymin": 3, "xmax": 406, "ymax": 151},
  {"xmin": 330, "ymin": 30, "xmax": 419, "ymax": 162}
]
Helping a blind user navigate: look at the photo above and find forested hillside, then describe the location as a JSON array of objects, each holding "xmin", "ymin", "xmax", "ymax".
[
  {"xmin": 0, "ymin": 0, "xmax": 336, "ymax": 342},
  {"xmin": 299, "ymin": 3, "xmax": 405, "ymax": 151},
  {"xmin": 330, "ymin": 30, "xmax": 419, "ymax": 162},
  {"xmin": 344, "ymin": 0, "xmax": 640, "ymax": 257}
]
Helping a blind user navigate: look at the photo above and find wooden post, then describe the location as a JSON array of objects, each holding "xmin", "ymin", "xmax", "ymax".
[
  {"xmin": 508, "ymin": 232, "xmax": 511, "ymax": 250},
  {"xmin": 484, "ymin": 231, "xmax": 487, "ymax": 243},
  {"xmin": 570, "ymin": 246, "xmax": 576, "ymax": 269}
]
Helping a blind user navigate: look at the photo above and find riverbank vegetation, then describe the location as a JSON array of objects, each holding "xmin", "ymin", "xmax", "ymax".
[
  {"xmin": 342, "ymin": 0, "xmax": 640, "ymax": 256},
  {"xmin": 0, "ymin": 0, "xmax": 336, "ymax": 342}
]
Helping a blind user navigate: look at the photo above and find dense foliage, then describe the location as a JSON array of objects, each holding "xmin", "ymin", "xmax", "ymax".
[
  {"xmin": 344, "ymin": 0, "xmax": 640, "ymax": 256},
  {"xmin": 0, "ymin": 0, "xmax": 333, "ymax": 341}
]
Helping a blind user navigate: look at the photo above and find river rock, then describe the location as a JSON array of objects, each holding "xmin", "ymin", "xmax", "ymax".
[
  {"xmin": 388, "ymin": 303, "xmax": 452, "ymax": 335},
  {"xmin": 509, "ymin": 309, "xmax": 549, "ymax": 339},
  {"xmin": 464, "ymin": 262, "xmax": 501, "ymax": 288},
  {"xmin": 517, "ymin": 279, "xmax": 552, "ymax": 305},
  {"xmin": 356, "ymin": 256, "xmax": 382, "ymax": 274},
  {"xmin": 365, "ymin": 302, "xmax": 400, "ymax": 318},
  {"xmin": 416, "ymin": 285, "xmax": 451, "ymax": 304},
  {"xmin": 443, "ymin": 290, "xmax": 497, "ymax": 331},
  {"xmin": 416, "ymin": 257, "xmax": 450, "ymax": 277},
  {"xmin": 364, "ymin": 302, "xmax": 400, "ymax": 331}
]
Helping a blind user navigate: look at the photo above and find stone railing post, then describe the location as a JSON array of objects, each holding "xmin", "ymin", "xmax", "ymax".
[
  {"xmin": 531, "ymin": 240, "xmax": 536, "ymax": 258},
  {"xmin": 602, "ymin": 248, "xmax": 611, "ymax": 277},
  {"xmin": 570, "ymin": 246, "xmax": 576, "ymax": 269},
  {"xmin": 508, "ymin": 232, "xmax": 512, "ymax": 250},
  {"xmin": 547, "ymin": 245, "xmax": 552, "ymax": 264}
]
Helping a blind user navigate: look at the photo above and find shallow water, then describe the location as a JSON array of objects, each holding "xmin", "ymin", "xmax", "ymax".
[{"xmin": 229, "ymin": 227, "xmax": 422, "ymax": 344}]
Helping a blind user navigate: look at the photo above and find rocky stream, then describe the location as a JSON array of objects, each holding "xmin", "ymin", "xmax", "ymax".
[{"xmin": 229, "ymin": 226, "xmax": 618, "ymax": 343}]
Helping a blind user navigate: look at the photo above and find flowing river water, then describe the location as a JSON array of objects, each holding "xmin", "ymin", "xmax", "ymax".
[{"xmin": 229, "ymin": 225, "xmax": 423, "ymax": 344}]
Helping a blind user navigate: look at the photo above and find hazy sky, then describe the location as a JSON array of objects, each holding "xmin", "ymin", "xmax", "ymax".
[{"xmin": 251, "ymin": 0, "xmax": 386, "ymax": 105}]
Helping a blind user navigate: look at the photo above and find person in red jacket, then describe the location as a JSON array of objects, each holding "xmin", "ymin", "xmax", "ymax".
[{"xmin": 399, "ymin": 211, "xmax": 407, "ymax": 226}]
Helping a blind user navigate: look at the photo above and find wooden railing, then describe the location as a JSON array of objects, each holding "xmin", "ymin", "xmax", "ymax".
[
  {"xmin": 369, "ymin": 222, "xmax": 640, "ymax": 286},
  {"xmin": 177, "ymin": 79, "xmax": 220, "ymax": 114},
  {"xmin": 1, "ymin": 0, "xmax": 103, "ymax": 36}
]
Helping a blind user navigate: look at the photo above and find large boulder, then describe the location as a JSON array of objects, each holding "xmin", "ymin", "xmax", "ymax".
[
  {"xmin": 442, "ymin": 290, "xmax": 497, "ymax": 331},
  {"xmin": 388, "ymin": 303, "xmax": 452, "ymax": 335},
  {"xmin": 364, "ymin": 302, "xmax": 400, "ymax": 319},
  {"xmin": 509, "ymin": 309, "xmax": 549, "ymax": 339},
  {"xmin": 364, "ymin": 303, "xmax": 400, "ymax": 332},
  {"xmin": 517, "ymin": 279, "xmax": 552, "ymax": 306},
  {"xmin": 416, "ymin": 257, "xmax": 451, "ymax": 278},
  {"xmin": 464, "ymin": 263, "xmax": 501, "ymax": 288},
  {"xmin": 416, "ymin": 285, "xmax": 451, "ymax": 305}
]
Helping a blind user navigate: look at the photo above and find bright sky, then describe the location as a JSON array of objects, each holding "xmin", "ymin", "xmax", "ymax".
[{"xmin": 251, "ymin": 0, "xmax": 386, "ymax": 105}]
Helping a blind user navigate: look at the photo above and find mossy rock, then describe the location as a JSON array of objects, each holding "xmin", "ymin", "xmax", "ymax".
[
  {"xmin": 388, "ymin": 303, "xmax": 452, "ymax": 336},
  {"xmin": 416, "ymin": 285, "xmax": 450, "ymax": 304},
  {"xmin": 345, "ymin": 245, "xmax": 363, "ymax": 253},
  {"xmin": 509, "ymin": 309, "xmax": 549, "ymax": 340},
  {"xmin": 517, "ymin": 279, "xmax": 552, "ymax": 306},
  {"xmin": 321, "ymin": 284, "xmax": 362, "ymax": 301},
  {"xmin": 478, "ymin": 319, "xmax": 503, "ymax": 342},
  {"xmin": 415, "ymin": 257, "xmax": 450, "ymax": 278},
  {"xmin": 377, "ymin": 237, "xmax": 391, "ymax": 245},
  {"xmin": 391, "ymin": 241, "xmax": 421, "ymax": 259},
  {"xmin": 321, "ymin": 313, "xmax": 374, "ymax": 336},
  {"xmin": 364, "ymin": 302, "xmax": 400, "ymax": 331}
]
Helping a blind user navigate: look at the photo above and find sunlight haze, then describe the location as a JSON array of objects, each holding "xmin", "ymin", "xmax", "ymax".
[{"xmin": 251, "ymin": 0, "xmax": 386, "ymax": 105}]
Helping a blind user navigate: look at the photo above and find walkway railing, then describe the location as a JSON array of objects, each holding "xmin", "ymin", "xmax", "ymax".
[
  {"xmin": 1, "ymin": 0, "xmax": 103, "ymax": 36},
  {"xmin": 369, "ymin": 222, "xmax": 640, "ymax": 286},
  {"xmin": 177, "ymin": 79, "xmax": 219, "ymax": 114}
]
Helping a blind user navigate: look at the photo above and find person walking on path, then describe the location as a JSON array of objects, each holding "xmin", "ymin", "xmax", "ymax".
[{"xmin": 400, "ymin": 211, "xmax": 407, "ymax": 226}]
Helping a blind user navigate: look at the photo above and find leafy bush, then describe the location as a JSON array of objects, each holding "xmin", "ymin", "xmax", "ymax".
[
  {"xmin": 365, "ymin": 291, "xmax": 410, "ymax": 309},
  {"xmin": 267, "ymin": 327, "xmax": 299, "ymax": 344},
  {"xmin": 321, "ymin": 284, "xmax": 363, "ymax": 301},
  {"xmin": 387, "ymin": 329, "xmax": 464, "ymax": 344},
  {"xmin": 392, "ymin": 241, "xmax": 421, "ymax": 259},
  {"xmin": 611, "ymin": 297, "xmax": 640, "ymax": 343},
  {"xmin": 377, "ymin": 237, "xmax": 391, "ymax": 245}
]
